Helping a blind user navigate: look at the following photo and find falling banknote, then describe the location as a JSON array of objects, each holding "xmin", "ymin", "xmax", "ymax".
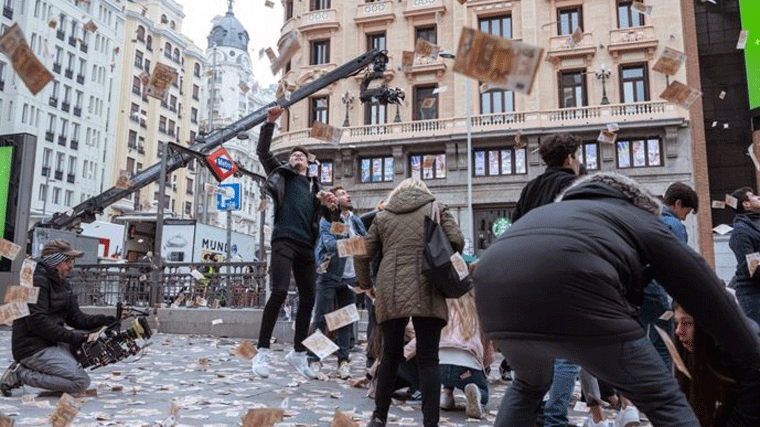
[
  {"xmin": 652, "ymin": 47, "xmax": 686, "ymax": 76},
  {"xmin": 0, "ymin": 24, "xmax": 53, "ymax": 95},
  {"xmin": 0, "ymin": 301, "xmax": 30, "ymax": 325},
  {"xmin": 659, "ymin": 80, "xmax": 702, "ymax": 109},
  {"xmin": 4, "ymin": 286, "xmax": 39, "ymax": 304},
  {"xmin": 310, "ymin": 121, "xmax": 343, "ymax": 143},
  {"xmin": 302, "ymin": 330, "xmax": 339, "ymax": 360},
  {"xmin": 324, "ymin": 304, "xmax": 360, "ymax": 332},
  {"xmin": 145, "ymin": 63, "xmax": 178, "ymax": 101},
  {"xmin": 453, "ymin": 27, "xmax": 543, "ymax": 95}
]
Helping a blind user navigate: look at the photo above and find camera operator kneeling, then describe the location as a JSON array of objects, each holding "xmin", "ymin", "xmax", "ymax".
[{"xmin": 1, "ymin": 239, "xmax": 116, "ymax": 396}]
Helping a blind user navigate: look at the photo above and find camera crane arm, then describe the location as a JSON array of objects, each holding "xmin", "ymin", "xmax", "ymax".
[{"xmin": 36, "ymin": 49, "xmax": 389, "ymax": 231}]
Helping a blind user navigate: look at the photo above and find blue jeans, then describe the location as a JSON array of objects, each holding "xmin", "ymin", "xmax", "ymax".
[
  {"xmin": 440, "ymin": 364, "xmax": 489, "ymax": 405},
  {"xmin": 17, "ymin": 346, "xmax": 90, "ymax": 394},
  {"xmin": 543, "ymin": 359, "xmax": 581, "ymax": 427},
  {"xmin": 638, "ymin": 282, "xmax": 674, "ymax": 372},
  {"xmin": 309, "ymin": 276, "xmax": 356, "ymax": 364},
  {"xmin": 736, "ymin": 285, "xmax": 760, "ymax": 328}
]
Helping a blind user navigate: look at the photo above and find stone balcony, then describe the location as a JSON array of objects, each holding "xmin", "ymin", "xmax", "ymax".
[
  {"xmin": 354, "ymin": 1, "xmax": 395, "ymax": 26},
  {"xmin": 403, "ymin": 0, "xmax": 446, "ymax": 19},
  {"xmin": 299, "ymin": 9, "xmax": 340, "ymax": 34},
  {"xmin": 546, "ymin": 32, "xmax": 597, "ymax": 67},
  {"xmin": 607, "ymin": 26, "xmax": 658, "ymax": 59},
  {"xmin": 271, "ymin": 101, "xmax": 684, "ymax": 152}
]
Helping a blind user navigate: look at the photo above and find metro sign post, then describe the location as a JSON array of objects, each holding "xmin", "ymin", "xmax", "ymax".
[
  {"xmin": 206, "ymin": 147, "xmax": 239, "ymax": 182},
  {"xmin": 216, "ymin": 182, "xmax": 241, "ymax": 211}
]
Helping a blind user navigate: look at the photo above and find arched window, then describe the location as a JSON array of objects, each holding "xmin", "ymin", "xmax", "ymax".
[
  {"xmin": 170, "ymin": 21, "xmax": 176, "ymax": 30},
  {"xmin": 164, "ymin": 42, "xmax": 172, "ymax": 59},
  {"xmin": 146, "ymin": 35, "xmax": 152, "ymax": 51},
  {"xmin": 161, "ymin": 14, "xmax": 168, "ymax": 24},
  {"xmin": 173, "ymin": 48, "xmax": 180, "ymax": 63},
  {"xmin": 194, "ymin": 63, "xmax": 200, "ymax": 77},
  {"xmin": 136, "ymin": 25, "xmax": 145, "ymax": 42}
]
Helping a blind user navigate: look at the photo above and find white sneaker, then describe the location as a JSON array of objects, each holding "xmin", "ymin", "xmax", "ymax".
[
  {"xmin": 440, "ymin": 388, "xmax": 455, "ymax": 410},
  {"xmin": 251, "ymin": 348, "xmax": 271, "ymax": 378},
  {"xmin": 464, "ymin": 383, "xmax": 484, "ymax": 419},
  {"xmin": 583, "ymin": 415, "xmax": 608, "ymax": 427},
  {"xmin": 285, "ymin": 350, "xmax": 317, "ymax": 379},
  {"xmin": 616, "ymin": 405, "xmax": 641, "ymax": 427},
  {"xmin": 338, "ymin": 361, "xmax": 351, "ymax": 380}
]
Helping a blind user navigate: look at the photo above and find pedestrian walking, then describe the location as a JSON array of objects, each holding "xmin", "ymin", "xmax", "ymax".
[{"xmin": 356, "ymin": 178, "xmax": 464, "ymax": 427}]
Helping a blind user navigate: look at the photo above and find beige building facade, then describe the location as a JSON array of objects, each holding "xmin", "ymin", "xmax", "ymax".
[
  {"xmin": 109, "ymin": 0, "xmax": 206, "ymax": 220},
  {"xmin": 270, "ymin": 0, "xmax": 708, "ymax": 256}
]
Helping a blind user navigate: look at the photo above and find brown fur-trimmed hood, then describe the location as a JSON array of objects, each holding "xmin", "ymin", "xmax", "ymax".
[{"xmin": 557, "ymin": 172, "xmax": 662, "ymax": 216}]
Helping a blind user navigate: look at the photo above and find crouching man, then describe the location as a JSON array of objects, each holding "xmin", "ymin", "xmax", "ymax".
[{"xmin": 1, "ymin": 239, "xmax": 117, "ymax": 396}]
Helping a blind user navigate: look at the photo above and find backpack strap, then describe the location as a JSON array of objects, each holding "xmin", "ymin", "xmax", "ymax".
[{"xmin": 430, "ymin": 201, "xmax": 440, "ymax": 224}]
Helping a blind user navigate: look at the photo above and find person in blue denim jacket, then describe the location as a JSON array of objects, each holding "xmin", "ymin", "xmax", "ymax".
[
  {"xmin": 310, "ymin": 186, "xmax": 367, "ymax": 379},
  {"xmin": 640, "ymin": 182, "xmax": 698, "ymax": 372}
]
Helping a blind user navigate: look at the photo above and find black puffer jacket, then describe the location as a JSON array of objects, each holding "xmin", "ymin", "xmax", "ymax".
[
  {"xmin": 729, "ymin": 212, "xmax": 760, "ymax": 289},
  {"xmin": 474, "ymin": 173, "xmax": 760, "ymax": 371},
  {"xmin": 12, "ymin": 262, "xmax": 115, "ymax": 361},
  {"xmin": 256, "ymin": 122, "xmax": 323, "ymax": 246},
  {"xmin": 512, "ymin": 166, "xmax": 576, "ymax": 222}
]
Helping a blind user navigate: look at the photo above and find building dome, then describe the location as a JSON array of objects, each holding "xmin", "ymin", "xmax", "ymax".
[{"xmin": 207, "ymin": 1, "xmax": 249, "ymax": 51}]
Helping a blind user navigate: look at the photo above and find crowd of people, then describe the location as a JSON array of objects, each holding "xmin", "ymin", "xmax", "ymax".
[{"xmin": 4, "ymin": 106, "xmax": 760, "ymax": 427}]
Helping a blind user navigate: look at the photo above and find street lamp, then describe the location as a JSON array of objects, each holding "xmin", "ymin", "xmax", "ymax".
[
  {"xmin": 341, "ymin": 90, "xmax": 353, "ymax": 127},
  {"xmin": 595, "ymin": 64, "xmax": 611, "ymax": 105},
  {"xmin": 439, "ymin": 50, "xmax": 475, "ymax": 251}
]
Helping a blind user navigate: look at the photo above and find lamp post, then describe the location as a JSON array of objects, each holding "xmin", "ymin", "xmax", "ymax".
[
  {"xmin": 439, "ymin": 51, "xmax": 475, "ymax": 250},
  {"xmin": 595, "ymin": 64, "xmax": 611, "ymax": 105},
  {"xmin": 341, "ymin": 90, "xmax": 353, "ymax": 127}
]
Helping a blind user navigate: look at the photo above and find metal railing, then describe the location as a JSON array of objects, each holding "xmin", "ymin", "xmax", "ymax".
[{"xmin": 69, "ymin": 261, "xmax": 268, "ymax": 309}]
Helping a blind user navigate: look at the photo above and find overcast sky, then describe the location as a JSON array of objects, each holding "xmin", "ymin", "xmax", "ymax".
[{"xmin": 177, "ymin": 0, "xmax": 284, "ymax": 87}]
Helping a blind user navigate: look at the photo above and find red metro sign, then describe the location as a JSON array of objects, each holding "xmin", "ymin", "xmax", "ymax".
[{"xmin": 206, "ymin": 147, "xmax": 239, "ymax": 182}]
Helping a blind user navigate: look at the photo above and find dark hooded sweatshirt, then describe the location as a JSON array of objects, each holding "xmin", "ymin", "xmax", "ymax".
[{"xmin": 474, "ymin": 175, "xmax": 760, "ymax": 372}]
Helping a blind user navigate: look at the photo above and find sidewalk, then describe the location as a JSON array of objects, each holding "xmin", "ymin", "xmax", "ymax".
[{"xmin": 0, "ymin": 330, "xmax": 650, "ymax": 426}]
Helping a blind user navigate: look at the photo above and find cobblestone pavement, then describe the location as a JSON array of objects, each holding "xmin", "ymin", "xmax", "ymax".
[{"xmin": 0, "ymin": 330, "xmax": 651, "ymax": 426}]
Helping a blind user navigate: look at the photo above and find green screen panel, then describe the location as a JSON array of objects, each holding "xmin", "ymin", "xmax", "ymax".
[
  {"xmin": 740, "ymin": 0, "xmax": 760, "ymax": 110},
  {"xmin": 0, "ymin": 147, "xmax": 12, "ymax": 239}
]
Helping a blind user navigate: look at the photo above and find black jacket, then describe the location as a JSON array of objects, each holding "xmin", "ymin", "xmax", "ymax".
[
  {"xmin": 474, "ymin": 174, "xmax": 760, "ymax": 371},
  {"xmin": 12, "ymin": 262, "xmax": 114, "ymax": 361},
  {"xmin": 729, "ymin": 212, "xmax": 760, "ymax": 289},
  {"xmin": 512, "ymin": 166, "xmax": 576, "ymax": 222},
  {"xmin": 256, "ymin": 122, "xmax": 323, "ymax": 246}
]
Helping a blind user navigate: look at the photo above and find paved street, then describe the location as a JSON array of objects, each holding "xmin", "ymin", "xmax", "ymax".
[{"xmin": 0, "ymin": 330, "xmax": 651, "ymax": 426}]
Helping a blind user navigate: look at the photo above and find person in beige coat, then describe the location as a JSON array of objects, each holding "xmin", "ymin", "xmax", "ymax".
[{"xmin": 356, "ymin": 178, "xmax": 464, "ymax": 427}]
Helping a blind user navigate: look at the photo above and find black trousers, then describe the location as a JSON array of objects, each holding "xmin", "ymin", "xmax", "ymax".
[
  {"xmin": 495, "ymin": 336, "xmax": 700, "ymax": 427},
  {"xmin": 257, "ymin": 239, "xmax": 316, "ymax": 353},
  {"xmin": 373, "ymin": 317, "xmax": 445, "ymax": 427}
]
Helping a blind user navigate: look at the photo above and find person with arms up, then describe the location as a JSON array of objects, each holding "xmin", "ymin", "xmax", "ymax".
[
  {"xmin": 1, "ymin": 239, "xmax": 117, "ymax": 396},
  {"xmin": 250, "ymin": 105, "xmax": 335, "ymax": 380}
]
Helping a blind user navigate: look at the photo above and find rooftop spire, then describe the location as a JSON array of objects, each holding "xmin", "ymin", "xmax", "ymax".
[{"xmin": 227, "ymin": 0, "xmax": 234, "ymax": 15}]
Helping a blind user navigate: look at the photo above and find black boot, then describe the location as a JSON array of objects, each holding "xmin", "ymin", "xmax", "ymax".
[
  {"xmin": 366, "ymin": 416, "xmax": 385, "ymax": 427},
  {"xmin": 0, "ymin": 362, "xmax": 21, "ymax": 397}
]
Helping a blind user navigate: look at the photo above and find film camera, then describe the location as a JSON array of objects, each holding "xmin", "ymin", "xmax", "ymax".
[
  {"xmin": 359, "ymin": 50, "xmax": 405, "ymax": 105},
  {"xmin": 74, "ymin": 303, "xmax": 152, "ymax": 369}
]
